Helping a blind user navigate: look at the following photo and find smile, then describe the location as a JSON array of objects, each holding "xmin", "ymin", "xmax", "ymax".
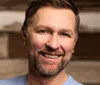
[
  {"xmin": 44, "ymin": 54, "xmax": 58, "ymax": 59},
  {"xmin": 39, "ymin": 51, "xmax": 64, "ymax": 59}
]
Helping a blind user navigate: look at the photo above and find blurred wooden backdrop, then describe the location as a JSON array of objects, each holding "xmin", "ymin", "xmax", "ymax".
[{"xmin": 0, "ymin": 0, "xmax": 100, "ymax": 84}]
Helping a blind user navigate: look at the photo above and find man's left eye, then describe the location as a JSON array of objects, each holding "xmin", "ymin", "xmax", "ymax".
[{"xmin": 60, "ymin": 33, "xmax": 71, "ymax": 37}]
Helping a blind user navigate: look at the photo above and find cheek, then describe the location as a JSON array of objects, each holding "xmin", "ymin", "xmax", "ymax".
[
  {"xmin": 61, "ymin": 40, "xmax": 75, "ymax": 52},
  {"xmin": 61, "ymin": 40, "xmax": 75, "ymax": 62},
  {"xmin": 28, "ymin": 33, "xmax": 49, "ymax": 51}
]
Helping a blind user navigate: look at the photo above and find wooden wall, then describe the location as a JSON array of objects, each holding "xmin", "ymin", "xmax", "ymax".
[{"xmin": 0, "ymin": 0, "xmax": 100, "ymax": 84}]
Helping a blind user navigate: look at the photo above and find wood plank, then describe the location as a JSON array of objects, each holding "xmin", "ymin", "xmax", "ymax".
[
  {"xmin": 0, "ymin": 0, "xmax": 100, "ymax": 6},
  {"xmin": 0, "ymin": 0, "xmax": 100, "ymax": 11},
  {"xmin": 0, "ymin": 11, "xmax": 100, "ymax": 32}
]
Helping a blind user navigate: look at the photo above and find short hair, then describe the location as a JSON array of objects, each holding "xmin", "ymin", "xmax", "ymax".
[{"xmin": 22, "ymin": 0, "xmax": 80, "ymax": 37}]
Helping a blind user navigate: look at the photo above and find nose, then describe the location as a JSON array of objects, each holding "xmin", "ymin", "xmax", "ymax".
[{"xmin": 46, "ymin": 34, "xmax": 60, "ymax": 50}]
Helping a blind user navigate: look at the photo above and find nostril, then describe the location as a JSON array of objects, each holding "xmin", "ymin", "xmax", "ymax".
[
  {"xmin": 46, "ymin": 44, "xmax": 55, "ymax": 51},
  {"xmin": 45, "ymin": 42, "xmax": 60, "ymax": 51}
]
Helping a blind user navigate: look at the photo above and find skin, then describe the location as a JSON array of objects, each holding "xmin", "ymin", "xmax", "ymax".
[{"xmin": 23, "ymin": 6, "xmax": 77, "ymax": 85}]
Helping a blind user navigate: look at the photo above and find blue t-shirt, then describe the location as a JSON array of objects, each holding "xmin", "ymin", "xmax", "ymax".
[{"xmin": 0, "ymin": 74, "xmax": 83, "ymax": 85}]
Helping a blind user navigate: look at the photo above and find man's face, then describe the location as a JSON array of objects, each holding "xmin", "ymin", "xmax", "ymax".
[{"xmin": 25, "ymin": 6, "xmax": 77, "ymax": 77}]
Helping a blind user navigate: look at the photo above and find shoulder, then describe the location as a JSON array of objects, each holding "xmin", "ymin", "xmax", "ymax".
[
  {"xmin": 63, "ymin": 75, "xmax": 83, "ymax": 85},
  {"xmin": 0, "ymin": 74, "xmax": 27, "ymax": 85}
]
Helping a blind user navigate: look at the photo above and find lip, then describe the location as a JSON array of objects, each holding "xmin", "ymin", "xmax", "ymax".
[
  {"xmin": 38, "ymin": 51, "xmax": 64, "ymax": 64},
  {"xmin": 39, "ymin": 51, "xmax": 64, "ymax": 58}
]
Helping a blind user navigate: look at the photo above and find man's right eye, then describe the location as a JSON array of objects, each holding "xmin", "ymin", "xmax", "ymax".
[{"xmin": 36, "ymin": 30, "xmax": 49, "ymax": 34}]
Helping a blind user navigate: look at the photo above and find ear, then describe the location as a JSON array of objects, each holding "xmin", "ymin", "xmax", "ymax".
[
  {"xmin": 21, "ymin": 26, "xmax": 27, "ymax": 43},
  {"xmin": 72, "ymin": 36, "xmax": 78, "ymax": 53},
  {"xmin": 21, "ymin": 30, "xmax": 25, "ymax": 40},
  {"xmin": 72, "ymin": 49, "xmax": 74, "ymax": 53}
]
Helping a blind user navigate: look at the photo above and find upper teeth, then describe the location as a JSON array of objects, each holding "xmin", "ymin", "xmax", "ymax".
[{"xmin": 45, "ymin": 54, "xmax": 58, "ymax": 59}]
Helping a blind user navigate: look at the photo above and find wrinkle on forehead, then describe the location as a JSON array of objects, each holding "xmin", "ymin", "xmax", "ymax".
[{"xmin": 30, "ymin": 6, "xmax": 75, "ymax": 26}]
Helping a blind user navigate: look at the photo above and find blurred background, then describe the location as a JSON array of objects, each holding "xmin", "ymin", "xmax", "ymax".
[{"xmin": 0, "ymin": 0, "xmax": 100, "ymax": 85}]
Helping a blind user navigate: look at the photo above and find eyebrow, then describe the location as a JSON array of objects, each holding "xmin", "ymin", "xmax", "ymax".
[{"xmin": 33, "ymin": 25, "xmax": 52, "ymax": 31}]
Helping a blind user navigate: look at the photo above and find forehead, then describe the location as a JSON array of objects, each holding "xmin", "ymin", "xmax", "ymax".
[{"xmin": 32, "ymin": 6, "xmax": 76, "ymax": 32}]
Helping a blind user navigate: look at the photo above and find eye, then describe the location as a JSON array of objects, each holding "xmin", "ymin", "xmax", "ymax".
[
  {"xmin": 60, "ymin": 32, "xmax": 71, "ymax": 37},
  {"xmin": 36, "ymin": 29, "xmax": 49, "ymax": 34}
]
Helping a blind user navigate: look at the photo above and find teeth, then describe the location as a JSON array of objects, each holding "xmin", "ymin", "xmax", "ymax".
[{"xmin": 45, "ymin": 54, "xmax": 58, "ymax": 59}]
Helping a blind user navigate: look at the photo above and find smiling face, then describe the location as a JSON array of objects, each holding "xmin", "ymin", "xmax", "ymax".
[{"xmin": 25, "ymin": 6, "xmax": 77, "ymax": 77}]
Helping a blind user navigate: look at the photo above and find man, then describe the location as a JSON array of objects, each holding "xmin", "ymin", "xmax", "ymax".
[{"xmin": 0, "ymin": 0, "xmax": 83, "ymax": 85}]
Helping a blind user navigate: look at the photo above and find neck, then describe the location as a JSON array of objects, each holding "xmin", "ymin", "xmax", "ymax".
[{"xmin": 27, "ymin": 70, "xmax": 68, "ymax": 85}]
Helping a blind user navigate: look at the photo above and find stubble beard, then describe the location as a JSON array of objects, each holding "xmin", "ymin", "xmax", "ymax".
[{"xmin": 29, "ymin": 54, "xmax": 70, "ymax": 78}]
